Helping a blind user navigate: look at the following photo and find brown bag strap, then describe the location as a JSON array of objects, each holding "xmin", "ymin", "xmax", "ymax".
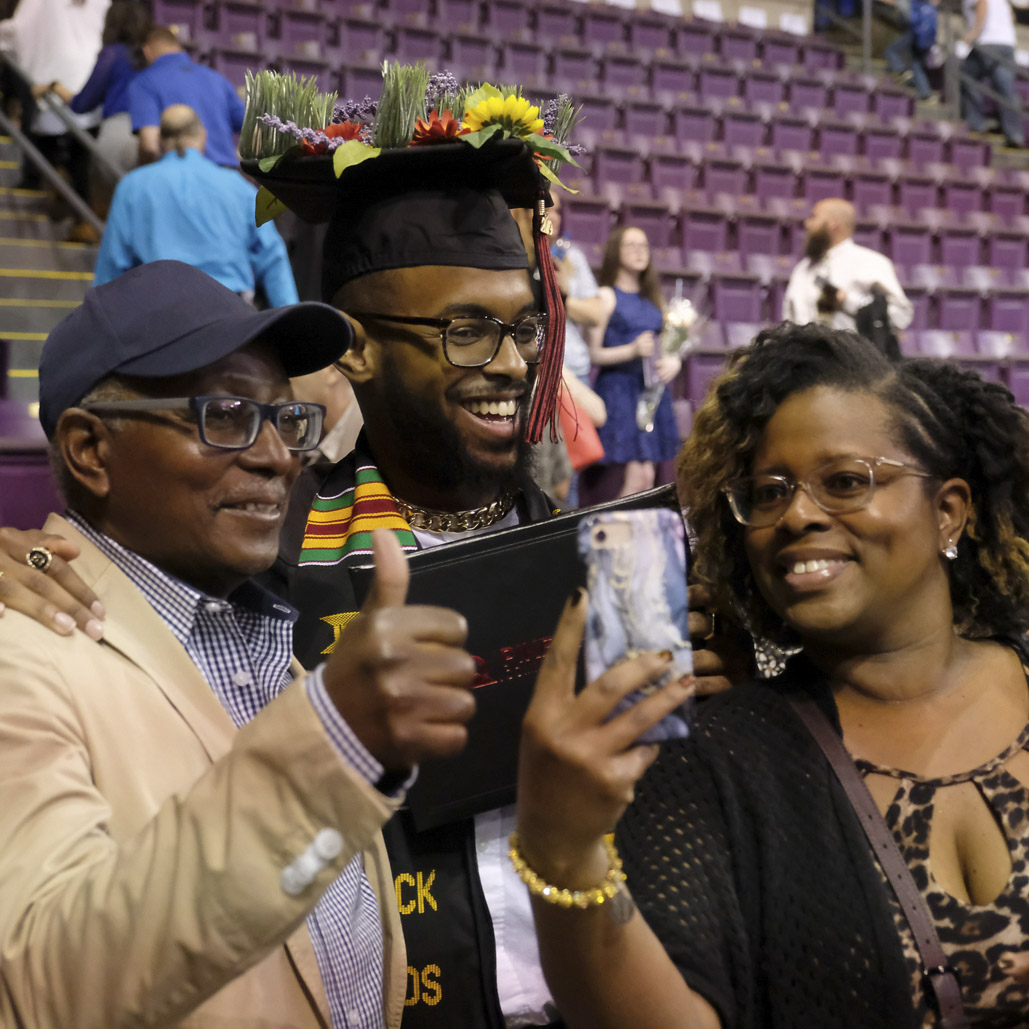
[{"xmin": 787, "ymin": 694, "xmax": 969, "ymax": 1029}]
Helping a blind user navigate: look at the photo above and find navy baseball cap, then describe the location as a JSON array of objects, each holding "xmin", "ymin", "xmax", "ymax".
[{"xmin": 39, "ymin": 261, "xmax": 354, "ymax": 438}]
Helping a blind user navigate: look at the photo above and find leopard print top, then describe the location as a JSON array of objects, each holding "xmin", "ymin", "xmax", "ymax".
[{"xmin": 857, "ymin": 724, "xmax": 1029, "ymax": 1027}]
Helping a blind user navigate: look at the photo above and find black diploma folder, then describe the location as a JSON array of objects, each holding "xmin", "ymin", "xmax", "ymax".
[{"xmin": 349, "ymin": 483, "xmax": 681, "ymax": 831}]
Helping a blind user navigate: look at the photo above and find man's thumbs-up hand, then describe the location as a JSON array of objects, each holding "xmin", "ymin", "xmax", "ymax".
[{"xmin": 323, "ymin": 529, "xmax": 477, "ymax": 773}]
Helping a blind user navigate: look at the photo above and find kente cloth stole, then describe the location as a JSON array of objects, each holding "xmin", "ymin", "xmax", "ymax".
[{"xmin": 299, "ymin": 457, "xmax": 417, "ymax": 566}]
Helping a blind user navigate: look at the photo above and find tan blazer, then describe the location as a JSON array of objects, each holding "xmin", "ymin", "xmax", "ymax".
[{"xmin": 0, "ymin": 514, "xmax": 407, "ymax": 1028}]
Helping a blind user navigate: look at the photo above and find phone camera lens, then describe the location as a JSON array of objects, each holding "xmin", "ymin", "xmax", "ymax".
[{"xmin": 595, "ymin": 530, "xmax": 607, "ymax": 543}]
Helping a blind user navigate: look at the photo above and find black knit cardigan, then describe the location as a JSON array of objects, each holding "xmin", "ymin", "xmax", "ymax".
[{"xmin": 617, "ymin": 661, "xmax": 922, "ymax": 1029}]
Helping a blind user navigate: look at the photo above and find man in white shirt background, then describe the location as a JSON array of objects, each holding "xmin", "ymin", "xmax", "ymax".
[{"xmin": 782, "ymin": 198, "xmax": 913, "ymax": 336}]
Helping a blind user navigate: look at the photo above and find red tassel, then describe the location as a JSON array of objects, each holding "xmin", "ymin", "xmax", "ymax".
[{"xmin": 525, "ymin": 189, "xmax": 566, "ymax": 444}]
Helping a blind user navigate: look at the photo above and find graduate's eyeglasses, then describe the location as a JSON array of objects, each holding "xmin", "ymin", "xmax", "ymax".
[
  {"xmin": 350, "ymin": 311, "xmax": 546, "ymax": 368},
  {"xmin": 82, "ymin": 396, "xmax": 326, "ymax": 452},
  {"xmin": 723, "ymin": 456, "xmax": 932, "ymax": 528}
]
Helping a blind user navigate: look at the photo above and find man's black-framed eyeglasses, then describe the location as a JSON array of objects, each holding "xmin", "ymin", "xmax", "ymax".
[
  {"xmin": 82, "ymin": 396, "xmax": 327, "ymax": 452},
  {"xmin": 350, "ymin": 311, "xmax": 547, "ymax": 368}
]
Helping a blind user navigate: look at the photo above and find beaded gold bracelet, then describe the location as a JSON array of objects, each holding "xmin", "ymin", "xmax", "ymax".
[{"xmin": 508, "ymin": 832, "xmax": 627, "ymax": 909}]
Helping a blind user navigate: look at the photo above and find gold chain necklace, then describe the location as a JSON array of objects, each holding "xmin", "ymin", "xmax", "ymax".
[{"xmin": 395, "ymin": 492, "xmax": 516, "ymax": 532}]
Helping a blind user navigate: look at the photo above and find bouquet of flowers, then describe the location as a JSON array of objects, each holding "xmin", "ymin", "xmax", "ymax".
[{"xmin": 636, "ymin": 293, "xmax": 704, "ymax": 433}]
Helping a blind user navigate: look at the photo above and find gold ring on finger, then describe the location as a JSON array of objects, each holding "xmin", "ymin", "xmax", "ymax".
[{"xmin": 26, "ymin": 546, "xmax": 54, "ymax": 573}]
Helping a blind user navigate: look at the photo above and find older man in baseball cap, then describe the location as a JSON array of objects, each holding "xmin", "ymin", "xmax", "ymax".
[{"xmin": 0, "ymin": 260, "xmax": 478, "ymax": 1028}]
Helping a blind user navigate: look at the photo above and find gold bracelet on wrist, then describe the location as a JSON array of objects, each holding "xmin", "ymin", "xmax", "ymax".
[{"xmin": 508, "ymin": 832, "xmax": 627, "ymax": 909}]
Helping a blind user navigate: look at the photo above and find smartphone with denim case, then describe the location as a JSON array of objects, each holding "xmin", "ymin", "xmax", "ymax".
[{"xmin": 577, "ymin": 509, "xmax": 693, "ymax": 743}]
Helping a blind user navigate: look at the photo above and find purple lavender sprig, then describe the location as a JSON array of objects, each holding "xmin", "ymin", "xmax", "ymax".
[
  {"xmin": 332, "ymin": 95, "xmax": 377, "ymax": 125},
  {"xmin": 425, "ymin": 70, "xmax": 461, "ymax": 113},
  {"xmin": 257, "ymin": 113, "xmax": 361, "ymax": 151},
  {"xmin": 542, "ymin": 94, "xmax": 570, "ymax": 137}
]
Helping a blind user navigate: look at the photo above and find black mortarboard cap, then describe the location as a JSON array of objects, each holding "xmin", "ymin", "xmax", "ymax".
[{"xmin": 243, "ymin": 139, "xmax": 542, "ymax": 304}]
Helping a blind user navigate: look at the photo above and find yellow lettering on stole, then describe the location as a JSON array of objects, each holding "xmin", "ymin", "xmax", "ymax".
[
  {"xmin": 395, "ymin": 872, "xmax": 417, "ymax": 915},
  {"xmin": 394, "ymin": 870, "xmax": 437, "ymax": 914},
  {"xmin": 319, "ymin": 612, "xmax": 359, "ymax": 655},
  {"xmin": 404, "ymin": 965, "xmax": 443, "ymax": 1007}
]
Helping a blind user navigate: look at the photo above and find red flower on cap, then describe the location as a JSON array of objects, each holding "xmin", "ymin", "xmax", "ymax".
[
  {"xmin": 409, "ymin": 109, "xmax": 469, "ymax": 147},
  {"xmin": 300, "ymin": 121, "xmax": 365, "ymax": 155}
]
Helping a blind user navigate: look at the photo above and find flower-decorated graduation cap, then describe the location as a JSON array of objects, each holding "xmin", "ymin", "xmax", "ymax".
[{"xmin": 239, "ymin": 65, "xmax": 581, "ymax": 444}]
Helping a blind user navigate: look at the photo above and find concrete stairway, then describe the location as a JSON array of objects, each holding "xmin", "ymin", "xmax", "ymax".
[{"xmin": 0, "ymin": 134, "xmax": 96, "ymax": 408}]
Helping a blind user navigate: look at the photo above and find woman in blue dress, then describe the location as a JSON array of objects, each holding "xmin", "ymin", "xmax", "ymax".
[{"xmin": 589, "ymin": 226, "xmax": 682, "ymax": 498}]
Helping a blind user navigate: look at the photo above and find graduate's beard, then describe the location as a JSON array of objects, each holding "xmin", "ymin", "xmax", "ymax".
[{"xmin": 376, "ymin": 358, "xmax": 534, "ymax": 507}]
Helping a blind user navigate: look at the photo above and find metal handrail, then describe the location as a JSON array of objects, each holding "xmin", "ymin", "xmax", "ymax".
[
  {"xmin": 0, "ymin": 108, "xmax": 104, "ymax": 235},
  {"xmin": 814, "ymin": 0, "xmax": 874, "ymax": 74},
  {"xmin": 1, "ymin": 53, "xmax": 128, "ymax": 183}
]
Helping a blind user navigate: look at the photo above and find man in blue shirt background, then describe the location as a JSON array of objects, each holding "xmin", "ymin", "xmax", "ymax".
[
  {"xmin": 128, "ymin": 25, "xmax": 244, "ymax": 166},
  {"xmin": 94, "ymin": 104, "xmax": 298, "ymax": 307}
]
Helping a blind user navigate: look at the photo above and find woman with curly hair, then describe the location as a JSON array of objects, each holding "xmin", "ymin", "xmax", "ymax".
[{"xmin": 516, "ymin": 322, "xmax": 1029, "ymax": 1027}]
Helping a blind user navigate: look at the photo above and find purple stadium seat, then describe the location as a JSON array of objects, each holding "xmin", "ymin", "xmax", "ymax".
[
  {"xmin": 487, "ymin": 0, "xmax": 532, "ymax": 35},
  {"xmin": 906, "ymin": 132, "xmax": 945, "ymax": 166},
  {"xmin": 963, "ymin": 266, "xmax": 1007, "ymax": 291},
  {"xmin": 562, "ymin": 195, "xmax": 613, "ymax": 245},
  {"xmin": 698, "ymin": 67, "xmax": 739, "ymax": 102},
  {"xmin": 594, "ymin": 145, "xmax": 645, "ymax": 186},
  {"xmin": 770, "ymin": 115, "xmax": 814, "ymax": 154},
  {"xmin": 576, "ymin": 94, "xmax": 619, "ymax": 135},
  {"xmin": 380, "ymin": 0, "xmax": 431, "ymax": 24},
  {"xmin": 803, "ymin": 40, "xmax": 843, "ymax": 72},
  {"xmin": 500, "ymin": 40, "xmax": 547, "ymax": 81},
  {"xmin": 905, "ymin": 264, "xmax": 959, "ymax": 291},
  {"xmin": 833, "ymin": 82, "xmax": 869, "ymax": 118},
  {"xmin": 938, "ymin": 228, "xmax": 982, "ymax": 268},
  {"xmin": 897, "ymin": 176, "xmax": 939, "ymax": 217},
  {"xmin": 988, "ymin": 232, "xmax": 1029, "ymax": 271},
  {"xmin": 851, "ymin": 171, "xmax": 892, "ymax": 214},
  {"xmin": 449, "ymin": 34, "xmax": 497, "ymax": 78},
  {"xmin": 438, "ymin": 0, "xmax": 479, "ymax": 29},
  {"xmin": 681, "ymin": 208, "xmax": 730, "ymax": 253},
  {"xmin": 536, "ymin": 3, "xmax": 579, "ymax": 43},
  {"xmin": 985, "ymin": 185, "xmax": 1025, "ymax": 220},
  {"xmin": 277, "ymin": 55, "xmax": 332, "ymax": 91},
  {"xmin": 987, "ymin": 290, "xmax": 1029, "ymax": 335},
  {"xmin": 338, "ymin": 17, "xmax": 385, "ymax": 60},
  {"xmin": 818, "ymin": 119, "xmax": 859, "ymax": 158},
  {"xmin": 936, "ymin": 289, "xmax": 981, "ymax": 332},
  {"xmin": 211, "ymin": 1, "xmax": 265, "ymax": 41},
  {"xmin": 862, "ymin": 127, "xmax": 903, "ymax": 161},
  {"xmin": 703, "ymin": 157, "xmax": 747, "ymax": 196},
  {"xmin": 152, "ymin": 0, "xmax": 207, "ymax": 42},
  {"xmin": 711, "ymin": 274, "xmax": 764, "ymax": 323},
  {"xmin": 902, "ymin": 286, "xmax": 929, "ymax": 331},
  {"xmin": 872, "ymin": 88, "xmax": 913, "ymax": 121},
  {"xmin": 738, "ymin": 213, "xmax": 782, "ymax": 255},
  {"xmin": 743, "ymin": 70, "xmax": 786, "ymax": 105},
  {"xmin": 209, "ymin": 47, "xmax": 265, "ymax": 88},
  {"xmin": 652, "ymin": 59, "xmax": 696, "ymax": 100},
  {"xmin": 337, "ymin": 62, "xmax": 382, "ymax": 97},
  {"xmin": 629, "ymin": 14, "xmax": 677, "ymax": 55},
  {"xmin": 789, "ymin": 77, "xmax": 828, "ymax": 114},
  {"xmin": 583, "ymin": 7, "xmax": 625, "ymax": 48},
  {"xmin": 720, "ymin": 28, "xmax": 759, "ymax": 63},
  {"xmin": 394, "ymin": 25, "xmax": 441, "ymax": 63},
  {"xmin": 601, "ymin": 54, "xmax": 648, "ymax": 94},
  {"xmin": 890, "ymin": 223, "xmax": 932, "ymax": 270},
  {"xmin": 274, "ymin": 9, "xmax": 326, "ymax": 54},
  {"xmin": 948, "ymin": 137, "xmax": 991, "ymax": 174},
  {"xmin": 752, "ymin": 161, "xmax": 795, "ymax": 202},
  {"xmin": 1006, "ymin": 362, "xmax": 1029, "ymax": 406},
  {"xmin": 853, "ymin": 220, "xmax": 885, "ymax": 252},
  {"xmin": 763, "ymin": 33, "xmax": 800, "ymax": 69},
  {"xmin": 551, "ymin": 48, "xmax": 595, "ymax": 90},
  {"xmin": 679, "ymin": 19, "xmax": 717, "ymax": 58},
  {"xmin": 648, "ymin": 151, "xmax": 695, "ymax": 193},
  {"xmin": 941, "ymin": 179, "xmax": 982, "ymax": 216},
  {"xmin": 801, "ymin": 165, "xmax": 846, "ymax": 205},
  {"xmin": 684, "ymin": 354, "xmax": 729, "ymax": 408},
  {"xmin": 723, "ymin": 111, "xmax": 765, "ymax": 149},
  {"xmin": 625, "ymin": 100, "xmax": 668, "ymax": 139},
  {"xmin": 622, "ymin": 200, "xmax": 675, "ymax": 248},
  {"xmin": 977, "ymin": 330, "xmax": 1018, "ymax": 359},
  {"xmin": 673, "ymin": 106, "xmax": 718, "ymax": 144},
  {"xmin": 723, "ymin": 322, "xmax": 761, "ymax": 349}
]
